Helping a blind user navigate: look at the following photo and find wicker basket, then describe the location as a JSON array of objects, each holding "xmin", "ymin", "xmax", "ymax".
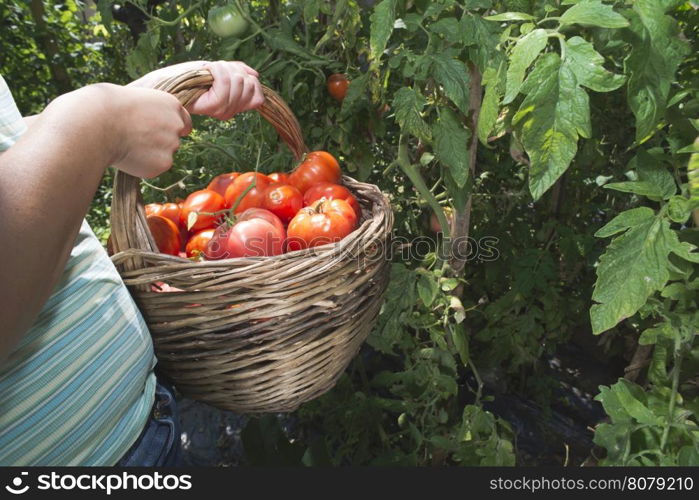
[{"xmin": 109, "ymin": 69, "xmax": 393, "ymax": 413}]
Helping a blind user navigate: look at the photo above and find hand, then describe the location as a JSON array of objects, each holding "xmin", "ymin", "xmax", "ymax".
[
  {"xmin": 108, "ymin": 85, "xmax": 193, "ymax": 178},
  {"xmin": 128, "ymin": 60, "xmax": 265, "ymax": 120}
]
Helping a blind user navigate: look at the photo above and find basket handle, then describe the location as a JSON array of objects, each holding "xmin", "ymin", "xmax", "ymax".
[{"xmin": 110, "ymin": 68, "xmax": 308, "ymax": 268}]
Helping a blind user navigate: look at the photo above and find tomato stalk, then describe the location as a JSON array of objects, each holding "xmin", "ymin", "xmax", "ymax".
[{"xmin": 396, "ymin": 140, "xmax": 452, "ymax": 255}]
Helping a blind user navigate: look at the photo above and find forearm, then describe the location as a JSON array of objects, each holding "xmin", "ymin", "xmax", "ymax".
[{"xmin": 0, "ymin": 85, "xmax": 117, "ymax": 359}]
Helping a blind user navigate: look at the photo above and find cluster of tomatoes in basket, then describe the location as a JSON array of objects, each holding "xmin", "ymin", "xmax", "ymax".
[{"xmin": 143, "ymin": 151, "xmax": 361, "ymax": 260}]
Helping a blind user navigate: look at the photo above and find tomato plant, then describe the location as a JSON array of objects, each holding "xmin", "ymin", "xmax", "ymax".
[{"xmin": 72, "ymin": 0, "xmax": 699, "ymax": 467}]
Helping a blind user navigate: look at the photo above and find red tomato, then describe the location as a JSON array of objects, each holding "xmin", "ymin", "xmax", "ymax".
[
  {"xmin": 147, "ymin": 214, "xmax": 182, "ymax": 256},
  {"xmin": 186, "ymin": 228, "xmax": 216, "ymax": 259},
  {"xmin": 262, "ymin": 184, "xmax": 303, "ymax": 224},
  {"xmin": 159, "ymin": 202, "xmax": 181, "ymax": 227},
  {"xmin": 207, "ymin": 172, "xmax": 240, "ymax": 197},
  {"xmin": 145, "ymin": 203, "xmax": 163, "ymax": 217},
  {"xmin": 180, "ymin": 189, "xmax": 226, "ymax": 232},
  {"xmin": 287, "ymin": 198, "xmax": 357, "ymax": 251},
  {"xmin": 327, "ymin": 74, "xmax": 349, "ymax": 101},
  {"xmin": 207, "ymin": 208, "xmax": 285, "ymax": 259},
  {"xmin": 224, "ymin": 172, "xmax": 272, "ymax": 213},
  {"xmin": 289, "ymin": 151, "xmax": 342, "ymax": 193},
  {"xmin": 303, "ymin": 182, "xmax": 361, "ymax": 219},
  {"xmin": 268, "ymin": 172, "xmax": 290, "ymax": 184}
]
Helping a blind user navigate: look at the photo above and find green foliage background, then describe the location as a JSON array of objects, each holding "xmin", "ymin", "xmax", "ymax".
[{"xmin": 2, "ymin": 0, "xmax": 698, "ymax": 466}]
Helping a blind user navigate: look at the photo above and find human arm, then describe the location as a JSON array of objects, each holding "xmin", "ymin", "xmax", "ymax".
[{"xmin": 0, "ymin": 83, "xmax": 191, "ymax": 361}]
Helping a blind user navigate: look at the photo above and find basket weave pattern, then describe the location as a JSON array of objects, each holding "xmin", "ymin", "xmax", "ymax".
[{"xmin": 109, "ymin": 69, "xmax": 393, "ymax": 413}]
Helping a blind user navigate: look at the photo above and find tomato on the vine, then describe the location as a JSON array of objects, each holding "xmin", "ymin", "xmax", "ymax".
[
  {"xmin": 147, "ymin": 215, "xmax": 181, "ymax": 256},
  {"xmin": 262, "ymin": 184, "xmax": 303, "ymax": 224},
  {"xmin": 327, "ymin": 73, "xmax": 349, "ymax": 101},
  {"xmin": 224, "ymin": 172, "xmax": 271, "ymax": 213},
  {"xmin": 207, "ymin": 208, "xmax": 285, "ymax": 259},
  {"xmin": 207, "ymin": 4, "xmax": 249, "ymax": 38},
  {"xmin": 185, "ymin": 228, "xmax": 216, "ymax": 259},
  {"xmin": 303, "ymin": 182, "xmax": 361, "ymax": 219},
  {"xmin": 289, "ymin": 151, "xmax": 342, "ymax": 194},
  {"xmin": 207, "ymin": 172, "xmax": 240, "ymax": 197},
  {"xmin": 287, "ymin": 198, "xmax": 358, "ymax": 251},
  {"xmin": 180, "ymin": 189, "xmax": 226, "ymax": 232}
]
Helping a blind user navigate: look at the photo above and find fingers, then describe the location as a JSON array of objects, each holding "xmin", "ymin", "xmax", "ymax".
[
  {"xmin": 178, "ymin": 105, "xmax": 193, "ymax": 136},
  {"xmin": 186, "ymin": 60, "xmax": 264, "ymax": 119}
]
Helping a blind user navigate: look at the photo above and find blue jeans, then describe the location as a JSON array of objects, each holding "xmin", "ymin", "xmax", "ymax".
[{"xmin": 117, "ymin": 378, "xmax": 181, "ymax": 466}]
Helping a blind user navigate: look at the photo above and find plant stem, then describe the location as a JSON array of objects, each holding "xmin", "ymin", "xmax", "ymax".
[
  {"xmin": 396, "ymin": 140, "xmax": 452, "ymax": 242},
  {"xmin": 660, "ymin": 343, "xmax": 684, "ymax": 451}
]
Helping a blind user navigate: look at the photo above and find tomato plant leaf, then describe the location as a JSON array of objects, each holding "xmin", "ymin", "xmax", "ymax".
[
  {"xmin": 503, "ymin": 28, "xmax": 548, "ymax": 104},
  {"xmin": 340, "ymin": 73, "xmax": 369, "ymax": 118},
  {"xmin": 513, "ymin": 53, "xmax": 591, "ymax": 200},
  {"xmin": 434, "ymin": 108, "xmax": 471, "ymax": 187},
  {"xmin": 625, "ymin": 0, "xmax": 689, "ymax": 142},
  {"xmin": 429, "ymin": 18, "xmax": 462, "ymax": 43},
  {"xmin": 564, "ymin": 36, "xmax": 626, "ymax": 93},
  {"xmin": 559, "ymin": 0, "xmax": 629, "ymax": 29},
  {"xmin": 590, "ymin": 213, "xmax": 696, "ymax": 334},
  {"xmin": 484, "ymin": 12, "xmax": 535, "ymax": 22},
  {"xmin": 417, "ymin": 272, "xmax": 439, "ymax": 307},
  {"xmin": 594, "ymin": 207, "xmax": 655, "ymax": 238},
  {"xmin": 478, "ymin": 61, "xmax": 505, "ymax": 144},
  {"xmin": 369, "ymin": 0, "xmax": 397, "ymax": 62},
  {"xmin": 431, "ymin": 55, "xmax": 470, "ymax": 113},
  {"xmin": 392, "ymin": 87, "xmax": 431, "ymax": 141}
]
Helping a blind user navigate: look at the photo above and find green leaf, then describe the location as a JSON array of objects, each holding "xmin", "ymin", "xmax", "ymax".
[
  {"xmin": 340, "ymin": 73, "xmax": 369, "ymax": 118},
  {"xmin": 370, "ymin": 0, "xmax": 397, "ymax": 62},
  {"xmin": 513, "ymin": 53, "xmax": 591, "ymax": 199},
  {"xmin": 434, "ymin": 108, "xmax": 471, "ymax": 187},
  {"xmin": 636, "ymin": 162, "xmax": 676, "ymax": 203},
  {"xmin": 668, "ymin": 196, "xmax": 691, "ymax": 223},
  {"xmin": 478, "ymin": 62, "xmax": 505, "ymax": 144},
  {"xmin": 593, "ymin": 423, "xmax": 632, "ymax": 464},
  {"xmin": 431, "ymin": 55, "xmax": 470, "ymax": 113},
  {"xmin": 594, "ymin": 207, "xmax": 655, "ymax": 238},
  {"xmin": 417, "ymin": 273, "xmax": 439, "ymax": 307},
  {"xmin": 429, "ymin": 18, "xmax": 462, "ymax": 43},
  {"xmin": 625, "ymin": 0, "xmax": 689, "ymax": 142},
  {"xmin": 559, "ymin": 0, "xmax": 629, "ymax": 28},
  {"xmin": 503, "ymin": 28, "xmax": 548, "ymax": 105},
  {"xmin": 564, "ymin": 37, "xmax": 626, "ymax": 93},
  {"xmin": 392, "ymin": 87, "xmax": 431, "ymax": 141},
  {"xmin": 591, "ymin": 214, "xmax": 685, "ymax": 334},
  {"xmin": 611, "ymin": 380, "xmax": 660, "ymax": 425},
  {"xmin": 485, "ymin": 12, "xmax": 535, "ymax": 21},
  {"xmin": 604, "ymin": 181, "xmax": 668, "ymax": 199}
]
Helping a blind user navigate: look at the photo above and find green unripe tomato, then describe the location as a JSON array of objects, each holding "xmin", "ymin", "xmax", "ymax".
[{"xmin": 207, "ymin": 4, "xmax": 249, "ymax": 38}]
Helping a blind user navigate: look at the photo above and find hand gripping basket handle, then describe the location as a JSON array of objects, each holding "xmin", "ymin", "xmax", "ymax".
[{"xmin": 110, "ymin": 69, "xmax": 308, "ymax": 271}]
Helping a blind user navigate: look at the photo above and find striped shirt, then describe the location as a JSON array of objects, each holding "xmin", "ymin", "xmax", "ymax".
[{"xmin": 0, "ymin": 75, "xmax": 157, "ymax": 465}]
